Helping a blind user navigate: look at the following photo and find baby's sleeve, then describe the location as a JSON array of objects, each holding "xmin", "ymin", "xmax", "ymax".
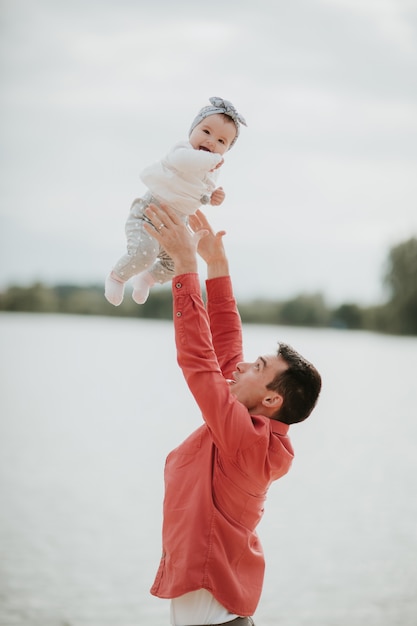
[{"xmin": 165, "ymin": 144, "xmax": 222, "ymax": 173}]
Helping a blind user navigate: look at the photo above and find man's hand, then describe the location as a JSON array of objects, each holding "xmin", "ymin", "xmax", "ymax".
[
  {"xmin": 143, "ymin": 204, "xmax": 207, "ymax": 275},
  {"xmin": 210, "ymin": 187, "xmax": 225, "ymax": 206},
  {"xmin": 188, "ymin": 210, "xmax": 229, "ymax": 279}
]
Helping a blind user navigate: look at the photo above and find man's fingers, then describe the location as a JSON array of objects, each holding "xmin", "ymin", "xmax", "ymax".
[
  {"xmin": 192, "ymin": 229, "xmax": 209, "ymax": 244},
  {"xmin": 143, "ymin": 221, "xmax": 161, "ymax": 240},
  {"xmin": 188, "ymin": 213, "xmax": 203, "ymax": 233},
  {"xmin": 145, "ymin": 204, "xmax": 164, "ymax": 224},
  {"xmin": 191, "ymin": 210, "xmax": 213, "ymax": 233},
  {"xmin": 144, "ymin": 203, "xmax": 172, "ymax": 229}
]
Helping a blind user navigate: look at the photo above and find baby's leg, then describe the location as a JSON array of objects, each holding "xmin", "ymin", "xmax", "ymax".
[
  {"xmin": 131, "ymin": 248, "xmax": 176, "ymax": 304},
  {"xmin": 104, "ymin": 273, "xmax": 125, "ymax": 306},
  {"xmin": 131, "ymin": 271, "xmax": 156, "ymax": 305},
  {"xmin": 105, "ymin": 197, "xmax": 159, "ymax": 305},
  {"xmin": 149, "ymin": 247, "xmax": 176, "ymax": 283},
  {"xmin": 131, "ymin": 250, "xmax": 174, "ymax": 304},
  {"xmin": 131, "ymin": 215, "xmax": 187, "ymax": 304},
  {"xmin": 116, "ymin": 199, "xmax": 159, "ymax": 278}
]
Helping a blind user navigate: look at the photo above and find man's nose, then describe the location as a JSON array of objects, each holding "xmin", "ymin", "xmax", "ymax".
[{"xmin": 236, "ymin": 362, "xmax": 247, "ymax": 372}]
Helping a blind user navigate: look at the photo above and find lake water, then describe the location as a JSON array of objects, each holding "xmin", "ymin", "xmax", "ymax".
[{"xmin": 0, "ymin": 312, "xmax": 416, "ymax": 626}]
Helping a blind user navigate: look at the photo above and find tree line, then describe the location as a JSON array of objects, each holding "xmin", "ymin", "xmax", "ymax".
[{"xmin": 1, "ymin": 237, "xmax": 416, "ymax": 336}]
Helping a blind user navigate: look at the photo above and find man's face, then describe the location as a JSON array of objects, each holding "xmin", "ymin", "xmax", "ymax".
[
  {"xmin": 227, "ymin": 354, "xmax": 288, "ymax": 415},
  {"xmin": 189, "ymin": 114, "xmax": 237, "ymax": 155}
]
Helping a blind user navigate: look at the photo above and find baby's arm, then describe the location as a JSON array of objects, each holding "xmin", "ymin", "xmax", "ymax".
[
  {"xmin": 210, "ymin": 187, "xmax": 225, "ymax": 206},
  {"xmin": 166, "ymin": 145, "xmax": 222, "ymax": 173}
]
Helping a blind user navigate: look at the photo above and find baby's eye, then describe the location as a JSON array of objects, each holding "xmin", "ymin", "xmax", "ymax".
[
  {"xmin": 203, "ymin": 129, "xmax": 210, "ymax": 135},
  {"xmin": 218, "ymin": 138, "xmax": 225, "ymax": 144}
]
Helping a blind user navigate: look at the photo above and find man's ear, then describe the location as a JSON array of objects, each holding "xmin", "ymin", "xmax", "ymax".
[{"xmin": 262, "ymin": 393, "xmax": 283, "ymax": 411}]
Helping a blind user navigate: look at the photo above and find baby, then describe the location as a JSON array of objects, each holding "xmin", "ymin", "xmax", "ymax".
[{"xmin": 105, "ymin": 97, "xmax": 246, "ymax": 306}]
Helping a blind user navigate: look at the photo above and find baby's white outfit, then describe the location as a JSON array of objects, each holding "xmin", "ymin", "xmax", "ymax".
[{"xmin": 109, "ymin": 141, "xmax": 222, "ymax": 290}]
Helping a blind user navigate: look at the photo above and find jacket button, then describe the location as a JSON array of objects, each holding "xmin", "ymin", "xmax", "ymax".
[
  {"xmin": 176, "ymin": 311, "xmax": 182, "ymax": 317},
  {"xmin": 175, "ymin": 282, "xmax": 182, "ymax": 289}
]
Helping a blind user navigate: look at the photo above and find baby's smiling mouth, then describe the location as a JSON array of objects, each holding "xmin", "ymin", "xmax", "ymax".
[{"xmin": 199, "ymin": 146, "xmax": 212, "ymax": 152}]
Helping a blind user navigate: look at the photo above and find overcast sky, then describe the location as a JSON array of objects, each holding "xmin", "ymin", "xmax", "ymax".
[{"xmin": 1, "ymin": 0, "xmax": 416, "ymax": 305}]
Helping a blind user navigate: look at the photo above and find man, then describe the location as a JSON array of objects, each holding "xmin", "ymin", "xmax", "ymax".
[{"xmin": 144, "ymin": 205, "xmax": 322, "ymax": 626}]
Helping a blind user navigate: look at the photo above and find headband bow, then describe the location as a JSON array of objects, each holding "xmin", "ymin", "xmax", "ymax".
[
  {"xmin": 209, "ymin": 97, "xmax": 247, "ymax": 127},
  {"xmin": 189, "ymin": 97, "xmax": 247, "ymax": 149}
]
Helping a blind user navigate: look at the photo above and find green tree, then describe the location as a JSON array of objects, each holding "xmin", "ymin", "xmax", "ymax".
[
  {"xmin": 0, "ymin": 282, "xmax": 59, "ymax": 312},
  {"xmin": 331, "ymin": 303, "xmax": 364, "ymax": 329},
  {"xmin": 383, "ymin": 237, "xmax": 417, "ymax": 335},
  {"xmin": 279, "ymin": 293, "xmax": 329, "ymax": 327},
  {"xmin": 239, "ymin": 300, "xmax": 283, "ymax": 325}
]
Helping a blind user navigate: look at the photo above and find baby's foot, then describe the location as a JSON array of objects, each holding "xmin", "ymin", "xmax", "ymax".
[
  {"xmin": 105, "ymin": 274, "xmax": 125, "ymax": 306},
  {"xmin": 132, "ymin": 272, "xmax": 155, "ymax": 304}
]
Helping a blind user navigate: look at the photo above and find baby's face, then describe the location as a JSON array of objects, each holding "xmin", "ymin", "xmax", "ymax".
[{"xmin": 189, "ymin": 114, "xmax": 237, "ymax": 155}]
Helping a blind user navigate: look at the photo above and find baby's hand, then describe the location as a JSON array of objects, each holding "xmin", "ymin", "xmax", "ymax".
[{"xmin": 210, "ymin": 187, "xmax": 225, "ymax": 206}]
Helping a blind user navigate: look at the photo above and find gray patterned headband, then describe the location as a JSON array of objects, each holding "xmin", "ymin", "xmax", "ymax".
[{"xmin": 189, "ymin": 97, "xmax": 247, "ymax": 149}]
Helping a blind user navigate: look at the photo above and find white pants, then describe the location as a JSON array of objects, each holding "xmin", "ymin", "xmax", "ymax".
[{"xmin": 112, "ymin": 194, "xmax": 185, "ymax": 284}]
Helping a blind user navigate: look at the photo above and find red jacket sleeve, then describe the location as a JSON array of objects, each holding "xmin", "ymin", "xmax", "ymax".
[
  {"xmin": 206, "ymin": 276, "xmax": 244, "ymax": 379},
  {"xmin": 173, "ymin": 274, "xmax": 273, "ymax": 458}
]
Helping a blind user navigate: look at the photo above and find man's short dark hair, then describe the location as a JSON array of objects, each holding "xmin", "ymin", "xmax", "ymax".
[{"xmin": 267, "ymin": 342, "xmax": 322, "ymax": 425}]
